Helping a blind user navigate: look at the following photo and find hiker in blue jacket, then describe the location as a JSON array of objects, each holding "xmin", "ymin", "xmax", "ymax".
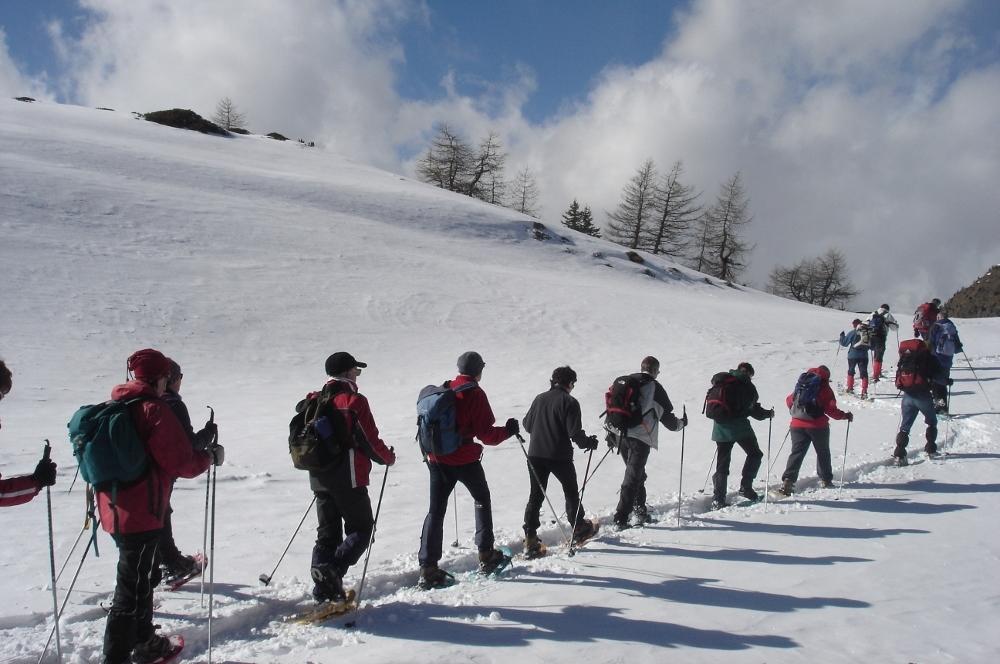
[
  {"xmin": 928, "ymin": 310, "xmax": 963, "ymax": 413},
  {"xmin": 839, "ymin": 319, "xmax": 870, "ymax": 398}
]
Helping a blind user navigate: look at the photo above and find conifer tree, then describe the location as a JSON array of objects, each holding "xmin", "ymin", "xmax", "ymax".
[
  {"xmin": 606, "ymin": 159, "xmax": 658, "ymax": 249},
  {"xmin": 510, "ymin": 166, "xmax": 540, "ymax": 217},
  {"xmin": 643, "ymin": 160, "xmax": 700, "ymax": 257},
  {"xmin": 693, "ymin": 171, "xmax": 754, "ymax": 281}
]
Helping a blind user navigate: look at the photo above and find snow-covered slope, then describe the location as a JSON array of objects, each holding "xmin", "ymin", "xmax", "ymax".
[{"xmin": 2, "ymin": 99, "xmax": 998, "ymax": 663}]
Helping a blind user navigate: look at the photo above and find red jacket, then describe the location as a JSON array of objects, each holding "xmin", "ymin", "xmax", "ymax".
[
  {"xmin": 785, "ymin": 366, "xmax": 849, "ymax": 429},
  {"xmin": 0, "ymin": 472, "xmax": 42, "ymax": 507},
  {"xmin": 96, "ymin": 380, "xmax": 212, "ymax": 534},
  {"xmin": 428, "ymin": 374, "xmax": 510, "ymax": 466},
  {"xmin": 323, "ymin": 378, "xmax": 395, "ymax": 489}
]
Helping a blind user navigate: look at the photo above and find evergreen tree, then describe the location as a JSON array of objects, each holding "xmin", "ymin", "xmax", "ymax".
[
  {"xmin": 606, "ymin": 159, "xmax": 658, "ymax": 249},
  {"xmin": 695, "ymin": 171, "xmax": 754, "ymax": 281},
  {"xmin": 643, "ymin": 160, "xmax": 700, "ymax": 257},
  {"xmin": 562, "ymin": 199, "xmax": 583, "ymax": 229},
  {"xmin": 577, "ymin": 205, "xmax": 601, "ymax": 237},
  {"xmin": 510, "ymin": 166, "xmax": 540, "ymax": 217}
]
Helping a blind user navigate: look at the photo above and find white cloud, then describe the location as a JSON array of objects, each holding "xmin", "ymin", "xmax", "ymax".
[{"xmin": 0, "ymin": 28, "xmax": 51, "ymax": 99}]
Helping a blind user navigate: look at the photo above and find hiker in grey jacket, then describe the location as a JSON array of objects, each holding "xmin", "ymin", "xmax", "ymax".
[
  {"xmin": 521, "ymin": 366, "xmax": 599, "ymax": 556},
  {"xmin": 612, "ymin": 356, "xmax": 686, "ymax": 529}
]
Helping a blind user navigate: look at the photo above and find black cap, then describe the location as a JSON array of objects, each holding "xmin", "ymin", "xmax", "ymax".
[
  {"xmin": 457, "ymin": 351, "xmax": 486, "ymax": 376},
  {"xmin": 325, "ymin": 352, "xmax": 367, "ymax": 376},
  {"xmin": 737, "ymin": 362, "xmax": 754, "ymax": 377}
]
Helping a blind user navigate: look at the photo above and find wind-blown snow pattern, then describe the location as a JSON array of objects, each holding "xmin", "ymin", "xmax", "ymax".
[{"xmin": 2, "ymin": 99, "xmax": 998, "ymax": 663}]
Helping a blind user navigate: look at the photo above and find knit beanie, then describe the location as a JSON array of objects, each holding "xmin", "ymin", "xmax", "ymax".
[
  {"xmin": 457, "ymin": 351, "xmax": 486, "ymax": 376},
  {"xmin": 128, "ymin": 349, "xmax": 171, "ymax": 382}
]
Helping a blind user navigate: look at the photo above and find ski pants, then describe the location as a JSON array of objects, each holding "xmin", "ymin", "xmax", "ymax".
[
  {"xmin": 932, "ymin": 354, "xmax": 954, "ymax": 402},
  {"xmin": 103, "ymin": 529, "xmax": 162, "ymax": 664},
  {"xmin": 522, "ymin": 456, "xmax": 585, "ymax": 538},
  {"xmin": 312, "ymin": 485, "xmax": 374, "ymax": 574},
  {"xmin": 713, "ymin": 436, "xmax": 763, "ymax": 501},
  {"xmin": 781, "ymin": 427, "xmax": 833, "ymax": 485},
  {"xmin": 419, "ymin": 461, "xmax": 494, "ymax": 566},
  {"xmin": 871, "ymin": 338, "xmax": 887, "ymax": 364},
  {"xmin": 847, "ymin": 356, "xmax": 869, "ymax": 379},
  {"xmin": 614, "ymin": 436, "xmax": 651, "ymax": 522},
  {"xmin": 900, "ymin": 392, "xmax": 938, "ymax": 434}
]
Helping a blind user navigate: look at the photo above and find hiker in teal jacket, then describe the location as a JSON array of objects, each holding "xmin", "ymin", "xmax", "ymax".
[{"xmin": 710, "ymin": 362, "xmax": 773, "ymax": 508}]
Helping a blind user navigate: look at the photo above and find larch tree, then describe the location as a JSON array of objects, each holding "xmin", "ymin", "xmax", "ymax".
[{"xmin": 606, "ymin": 159, "xmax": 658, "ymax": 250}]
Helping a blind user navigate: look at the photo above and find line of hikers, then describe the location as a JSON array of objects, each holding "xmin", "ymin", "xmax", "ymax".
[{"xmin": 0, "ymin": 305, "xmax": 972, "ymax": 662}]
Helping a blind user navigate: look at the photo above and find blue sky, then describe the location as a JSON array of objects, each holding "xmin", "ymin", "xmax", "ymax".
[{"xmin": 1, "ymin": 0, "xmax": 999, "ymax": 307}]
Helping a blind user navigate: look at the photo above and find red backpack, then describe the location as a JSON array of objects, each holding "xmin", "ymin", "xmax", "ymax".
[{"xmin": 895, "ymin": 339, "xmax": 931, "ymax": 393}]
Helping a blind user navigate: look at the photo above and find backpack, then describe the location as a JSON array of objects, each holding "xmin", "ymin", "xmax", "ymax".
[
  {"xmin": 603, "ymin": 374, "xmax": 645, "ymax": 436},
  {"xmin": 67, "ymin": 398, "xmax": 150, "ymax": 488},
  {"xmin": 415, "ymin": 381, "xmax": 478, "ymax": 456},
  {"xmin": 856, "ymin": 323, "xmax": 872, "ymax": 348},
  {"xmin": 869, "ymin": 311, "xmax": 886, "ymax": 339},
  {"xmin": 932, "ymin": 320, "xmax": 959, "ymax": 356},
  {"xmin": 288, "ymin": 383, "xmax": 351, "ymax": 472},
  {"xmin": 789, "ymin": 372, "xmax": 824, "ymax": 420},
  {"xmin": 895, "ymin": 339, "xmax": 932, "ymax": 393},
  {"xmin": 703, "ymin": 372, "xmax": 753, "ymax": 421}
]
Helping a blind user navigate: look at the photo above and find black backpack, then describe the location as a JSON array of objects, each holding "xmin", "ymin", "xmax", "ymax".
[
  {"xmin": 703, "ymin": 372, "xmax": 753, "ymax": 421},
  {"xmin": 288, "ymin": 383, "xmax": 351, "ymax": 472},
  {"xmin": 603, "ymin": 374, "xmax": 645, "ymax": 436},
  {"xmin": 869, "ymin": 311, "xmax": 886, "ymax": 339}
]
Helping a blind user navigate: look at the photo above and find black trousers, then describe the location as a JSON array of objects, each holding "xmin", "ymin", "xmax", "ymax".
[
  {"xmin": 614, "ymin": 437, "xmax": 651, "ymax": 522},
  {"xmin": 781, "ymin": 427, "xmax": 833, "ymax": 484},
  {"xmin": 311, "ymin": 486, "xmax": 374, "ymax": 574},
  {"xmin": 103, "ymin": 530, "xmax": 162, "ymax": 664},
  {"xmin": 522, "ymin": 456, "xmax": 586, "ymax": 537},
  {"xmin": 713, "ymin": 436, "xmax": 763, "ymax": 500},
  {"xmin": 419, "ymin": 461, "xmax": 494, "ymax": 566}
]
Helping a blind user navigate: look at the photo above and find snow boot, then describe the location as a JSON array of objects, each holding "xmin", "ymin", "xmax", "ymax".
[
  {"xmin": 820, "ymin": 479, "xmax": 834, "ymax": 489},
  {"xmin": 893, "ymin": 431, "xmax": 909, "ymax": 463},
  {"xmin": 737, "ymin": 486, "xmax": 759, "ymax": 502},
  {"xmin": 710, "ymin": 498, "xmax": 729, "ymax": 509},
  {"xmin": 524, "ymin": 534, "xmax": 545, "ymax": 559},
  {"xmin": 161, "ymin": 554, "xmax": 199, "ymax": 583},
  {"xmin": 131, "ymin": 632, "xmax": 175, "ymax": 664},
  {"xmin": 310, "ymin": 563, "xmax": 346, "ymax": 603},
  {"xmin": 572, "ymin": 519, "xmax": 599, "ymax": 545},
  {"xmin": 925, "ymin": 426, "xmax": 938, "ymax": 455},
  {"xmin": 478, "ymin": 548, "xmax": 510, "ymax": 575},
  {"xmin": 418, "ymin": 564, "xmax": 454, "ymax": 590},
  {"xmin": 778, "ymin": 479, "xmax": 794, "ymax": 497}
]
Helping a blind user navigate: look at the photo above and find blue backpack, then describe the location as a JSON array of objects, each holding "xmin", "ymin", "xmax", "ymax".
[
  {"xmin": 933, "ymin": 320, "xmax": 959, "ymax": 356},
  {"xmin": 416, "ymin": 381, "xmax": 477, "ymax": 456},
  {"xmin": 789, "ymin": 372, "xmax": 824, "ymax": 420},
  {"xmin": 67, "ymin": 398, "xmax": 149, "ymax": 487},
  {"xmin": 868, "ymin": 312, "xmax": 886, "ymax": 339}
]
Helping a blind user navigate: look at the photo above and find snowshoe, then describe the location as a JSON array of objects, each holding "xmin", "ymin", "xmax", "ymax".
[
  {"xmin": 478, "ymin": 547, "xmax": 513, "ymax": 576},
  {"xmin": 571, "ymin": 519, "xmax": 600, "ymax": 546},
  {"xmin": 291, "ymin": 589, "xmax": 358, "ymax": 624},
  {"xmin": 311, "ymin": 564, "xmax": 346, "ymax": 603},
  {"xmin": 162, "ymin": 553, "xmax": 205, "ymax": 591},
  {"xmin": 710, "ymin": 498, "xmax": 729, "ymax": 510},
  {"xmin": 418, "ymin": 565, "xmax": 457, "ymax": 590},
  {"xmin": 737, "ymin": 486, "xmax": 760, "ymax": 502},
  {"xmin": 131, "ymin": 633, "xmax": 183, "ymax": 664},
  {"xmin": 523, "ymin": 535, "xmax": 547, "ymax": 560}
]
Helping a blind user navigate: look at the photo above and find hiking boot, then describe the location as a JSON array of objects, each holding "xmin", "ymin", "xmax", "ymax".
[
  {"xmin": 893, "ymin": 455, "xmax": 908, "ymax": 467},
  {"xmin": 161, "ymin": 554, "xmax": 199, "ymax": 582},
  {"xmin": 778, "ymin": 479, "xmax": 794, "ymax": 496},
  {"xmin": 860, "ymin": 391, "xmax": 868, "ymax": 400},
  {"xmin": 478, "ymin": 549, "xmax": 510, "ymax": 575},
  {"xmin": 131, "ymin": 633, "xmax": 174, "ymax": 663},
  {"xmin": 737, "ymin": 486, "xmax": 759, "ymax": 502},
  {"xmin": 418, "ymin": 564, "xmax": 453, "ymax": 590},
  {"xmin": 524, "ymin": 534, "xmax": 545, "ymax": 559},
  {"xmin": 844, "ymin": 387, "xmax": 854, "ymax": 394},
  {"xmin": 633, "ymin": 510, "xmax": 654, "ymax": 525},
  {"xmin": 820, "ymin": 479, "xmax": 834, "ymax": 489},
  {"xmin": 710, "ymin": 498, "xmax": 729, "ymax": 510},
  {"xmin": 310, "ymin": 564, "xmax": 346, "ymax": 603},
  {"xmin": 572, "ymin": 519, "xmax": 598, "ymax": 545},
  {"xmin": 613, "ymin": 518, "xmax": 630, "ymax": 531}
]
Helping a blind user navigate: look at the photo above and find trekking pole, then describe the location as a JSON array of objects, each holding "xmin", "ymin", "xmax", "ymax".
[
  {"xmin": 259, "ymin": 496, "xmax": 317, "ymax": 586},
  {"xmin": 582, "ymin": 445, "xmax": 614, "ymax": 489},
  {"xmin": 763, "ymin": 417, "xmax": 772, "ymax": 511},
  {"xmin": 567, "ymin": 446, "xmax": 594, "ymax": 556},
  {"xmin": 835, "ymin": 420, "xmax": 851, "ymax": 501},
  {"xmin": 676, "ymin": 405, "xmax": 686, "ymax": 528},
  {"xmin": 55, "ymin": 523, "xmax": 87, "ymax": 583},
  {"xmin": 40, "ymin": 525, "xmax": 96, "ymax": 664},
  {"xmin": 515, "ymin": 434, "xmax": 571, "ymax": 543},
  {"xmin": 344, "ymin": 464, "xmax": 389, "ymax": 628},
  {"xmin": 962, "ymin": 352, "xmax": 995, "ymax": 410},
  {"xmin": 766, "ymin": 428, "xmax": 791, "ymax": 476},
  {"xmin": 207, "ymin": 448, "xmax": 219, "ymax": 664},
  {"xmin": 697, "ymin": 449, "xmax": 718, "ymax": 494},
  {"xmin": 41, "ymin": 442, "xmax": 63, "ymax": 663},
  {"xmin": 451, "ymin": 493, "xmax": 460, "ymax": 547},
  {"xmin": 201, "ymin": 406, "xmax": 214, "ymax": 604},
  {"xmin": 67, "ymin": 466, "xmax": 80, "ymax": 494}
]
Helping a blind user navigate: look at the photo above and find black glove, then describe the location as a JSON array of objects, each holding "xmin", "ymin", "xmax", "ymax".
[
  {"xmin": 768, "ymin": 408, "xmax": 775, "ymax": 420},
  {"xmin": 606, "ymin": 433, "xmax": 619, "ymax": 450},
  {"xmin": 845, "ymin": 412, "xmax": 854, "ymax": 422},
  {"xmin": 956, "ymin": 343, "xmax": 964, "ymax": 354},
  {"xmin": 505, "ymin": 418, "xmax": 520, "ymax": 436},
  {"xmin": 839, "ymin": 331, "xmax": 845, "ymax": 341},
  {"xmin": 581, "ymin": 435, "xmax": 599, "ymax": 451},
  {"xmin": 194, "ymin": 423, "xmax": 217, "ymax": 450},
  {"xmin": 33, "ymin": 457, "xmax": 57, "ymax": 487},
  {"xmin": 947, "ymin": 378, "xmax": 954, "ymax": 386},
  {"xmin": 680, "ymin": 413, "xmax": 688, "ymax": 428},
  {"xmin": 209, "ymin": 444, "xmax": 225, "ymax": 466}
]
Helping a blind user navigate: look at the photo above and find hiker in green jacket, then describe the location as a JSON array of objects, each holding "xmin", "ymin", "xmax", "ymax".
[{"xmin": 710, "ymin": 362, "xmax": 773, "ymax": 508}]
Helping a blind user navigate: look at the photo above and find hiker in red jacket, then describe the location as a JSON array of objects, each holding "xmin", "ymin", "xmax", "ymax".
[
  {"xmin": 913, "ymin": 299, "xmax": 941, "ymax": 339},
  {"xmin": 100, "ymin": 349, "xmax": 217, "ymax": 664},
  {"xmin": 0, "ymin": 359, "xmax": 58, "ymax": 507},
  {"xmin": 777, "ymin": 365, "xmax": 852, "ymax": 496}
]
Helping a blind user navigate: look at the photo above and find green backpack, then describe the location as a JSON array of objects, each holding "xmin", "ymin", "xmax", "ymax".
[{"xmin": 67, "ymin": 398, "xmax": 149, "ymax": 487}]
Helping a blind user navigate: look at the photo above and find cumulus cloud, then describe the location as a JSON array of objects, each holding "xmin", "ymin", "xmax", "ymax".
[{"xmin": 0, "ymin": 28, "xmax": 51, "ymax": 99}]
